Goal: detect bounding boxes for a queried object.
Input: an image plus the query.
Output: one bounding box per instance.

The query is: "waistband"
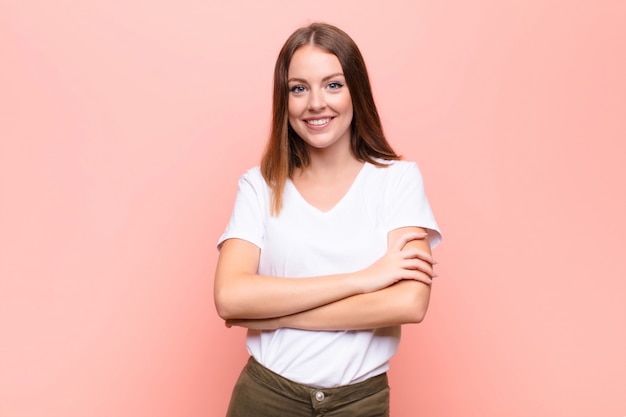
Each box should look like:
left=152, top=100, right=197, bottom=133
left=244, top=356, right=389, bottom=409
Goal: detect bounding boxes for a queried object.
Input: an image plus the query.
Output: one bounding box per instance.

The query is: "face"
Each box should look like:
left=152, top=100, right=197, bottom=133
left=287, top=45, right=353, bottom=153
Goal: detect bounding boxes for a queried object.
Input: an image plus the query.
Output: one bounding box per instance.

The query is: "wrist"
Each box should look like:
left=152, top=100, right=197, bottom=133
left=345, top=270, right=366, bottom=295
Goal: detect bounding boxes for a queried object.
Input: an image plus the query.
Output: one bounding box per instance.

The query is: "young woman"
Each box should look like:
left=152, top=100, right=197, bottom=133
left=214, top=22, right=441, bottom=417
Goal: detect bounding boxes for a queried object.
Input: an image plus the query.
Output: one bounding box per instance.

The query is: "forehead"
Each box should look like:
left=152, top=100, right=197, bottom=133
left=288, top=45, right=344, bottom=78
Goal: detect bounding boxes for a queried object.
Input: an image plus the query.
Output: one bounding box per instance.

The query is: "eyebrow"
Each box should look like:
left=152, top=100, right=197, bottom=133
left=287, top=73, right=345, bottom=83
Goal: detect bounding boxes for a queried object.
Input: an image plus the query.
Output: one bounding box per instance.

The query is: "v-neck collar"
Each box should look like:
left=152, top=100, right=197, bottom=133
left=287, top=162, right=370, bottom=215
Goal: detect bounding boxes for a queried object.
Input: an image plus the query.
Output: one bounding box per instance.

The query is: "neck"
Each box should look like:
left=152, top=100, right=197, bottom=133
left=296, top=146, right=363, bottom=181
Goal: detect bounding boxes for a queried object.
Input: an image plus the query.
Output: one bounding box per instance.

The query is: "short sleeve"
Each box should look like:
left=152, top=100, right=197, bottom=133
left=384, top=162, right=442, bottom=248
left=217, top=168, right=268, bottom=250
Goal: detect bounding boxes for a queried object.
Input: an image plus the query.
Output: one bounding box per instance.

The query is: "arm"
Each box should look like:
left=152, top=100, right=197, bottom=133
left=214, top=230, right=435, bottom=320
left=225, top=226, right=435, bottom=330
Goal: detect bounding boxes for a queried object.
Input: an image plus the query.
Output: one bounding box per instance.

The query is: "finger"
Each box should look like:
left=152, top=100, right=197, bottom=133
left=391, top=232, right=428, bottom=251
left=400, top=248, right=436, bottom=265
left=401, top=259, right=436, bottom=277
left=402, top=270, right=433, bottom=285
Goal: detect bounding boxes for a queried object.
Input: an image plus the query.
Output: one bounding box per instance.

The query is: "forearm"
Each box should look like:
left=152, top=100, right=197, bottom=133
left=215, top=239, right=370, bottom=320
left=228, top=280, right=431, bottom=331
left=215, top=270, right=363, bottom=320
left=215, top=231, right=434, bottom=321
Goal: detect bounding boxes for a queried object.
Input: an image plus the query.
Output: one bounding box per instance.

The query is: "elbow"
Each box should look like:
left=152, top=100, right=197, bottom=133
left=214, top=289, right=239, bottom=320
left=407, top=305, right=428, bottom=324
left=403, top=299, right=428, bottom=323
left=215, top=305, right=231, bottom=321
left=214, top=272, right=259, bottom=320
left=214, top=298, right=229, bottom=320
left=402, top=282, right=431, bottom=324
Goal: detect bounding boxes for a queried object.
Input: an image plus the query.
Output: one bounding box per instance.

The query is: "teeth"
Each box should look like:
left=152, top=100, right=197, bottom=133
left=306, top=118, right=330, bottom=126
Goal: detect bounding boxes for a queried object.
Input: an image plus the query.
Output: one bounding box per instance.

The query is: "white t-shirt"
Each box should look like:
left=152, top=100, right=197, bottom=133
left=218, top=159, right=441, bottom=387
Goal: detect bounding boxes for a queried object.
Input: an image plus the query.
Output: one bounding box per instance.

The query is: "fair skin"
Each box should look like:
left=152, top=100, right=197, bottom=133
left=214, top=45, right=436, bottom=330
left=287, top=45, right=363, bottom=211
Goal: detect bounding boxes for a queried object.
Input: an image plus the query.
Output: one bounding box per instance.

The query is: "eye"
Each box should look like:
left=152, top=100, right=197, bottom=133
left=327, top=81, right=345, bottom=90
left=289, top=84, right=307, bottom=94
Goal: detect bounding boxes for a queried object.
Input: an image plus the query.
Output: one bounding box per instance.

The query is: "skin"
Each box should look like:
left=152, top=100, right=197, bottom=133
left=214, top=45, right=436, bottom=330
left=287, top=45, right=354, bottom=157
left=223, top=227, right=434, bottom=331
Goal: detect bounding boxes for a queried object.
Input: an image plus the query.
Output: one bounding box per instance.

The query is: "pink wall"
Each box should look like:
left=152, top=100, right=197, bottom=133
left=1, top=1, right=624, bottom=416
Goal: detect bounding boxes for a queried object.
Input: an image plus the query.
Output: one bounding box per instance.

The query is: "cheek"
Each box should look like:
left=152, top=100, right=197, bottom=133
left=288, top=96, right=305, bottom=117
left=287, top=111, right=299, bottom=128
left=344, top=94, right=353, bottom=114
left=330, top=93, right=353, bottom=114
left=287, top=99, right=303, bottom=131
left=287, top=107, right=296, bottom=126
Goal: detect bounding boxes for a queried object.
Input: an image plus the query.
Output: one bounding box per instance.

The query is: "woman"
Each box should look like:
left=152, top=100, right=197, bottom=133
left=215, top=22, right=441, bottom=416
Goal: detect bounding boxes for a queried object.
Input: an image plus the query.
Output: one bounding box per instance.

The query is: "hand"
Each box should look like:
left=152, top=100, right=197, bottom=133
left=357, top=232, right=436, bottom=293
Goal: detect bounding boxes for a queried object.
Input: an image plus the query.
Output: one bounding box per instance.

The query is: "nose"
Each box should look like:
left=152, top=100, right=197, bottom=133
left=308, top=89, right=326, bottom=111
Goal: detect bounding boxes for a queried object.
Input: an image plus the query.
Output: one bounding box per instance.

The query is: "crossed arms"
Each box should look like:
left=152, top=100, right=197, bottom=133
left=214, top=226, right=437, bottom=331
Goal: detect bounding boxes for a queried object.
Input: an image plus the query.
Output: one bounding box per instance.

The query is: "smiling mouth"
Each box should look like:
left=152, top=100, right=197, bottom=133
left=305, top=118, right=332, bottom=126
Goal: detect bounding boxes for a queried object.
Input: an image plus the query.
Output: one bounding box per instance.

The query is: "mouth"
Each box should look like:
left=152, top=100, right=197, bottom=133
left=305, top=117, right=332, bottom=126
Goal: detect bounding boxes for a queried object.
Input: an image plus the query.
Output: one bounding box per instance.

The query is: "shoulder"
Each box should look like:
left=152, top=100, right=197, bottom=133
left=367, top=158, right=422, bottom=180
left=240, top=166, right=263, bottom=181
left=232, top=166, right=271, bottom=208
left=238, top=166, right=269, bottom=189
left=369, top=158, right=419, bottom=169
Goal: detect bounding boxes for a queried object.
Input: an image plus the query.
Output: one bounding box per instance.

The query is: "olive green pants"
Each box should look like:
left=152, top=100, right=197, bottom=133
left=225, top=357, right=390, bottom=417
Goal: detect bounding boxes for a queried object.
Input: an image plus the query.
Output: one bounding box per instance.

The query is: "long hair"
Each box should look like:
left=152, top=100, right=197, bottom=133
left=261, top=22, right=400, bottom=215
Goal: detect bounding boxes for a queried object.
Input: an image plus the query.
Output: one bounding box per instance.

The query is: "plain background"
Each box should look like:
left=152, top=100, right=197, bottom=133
left=1, top=1, right=625, bottom=416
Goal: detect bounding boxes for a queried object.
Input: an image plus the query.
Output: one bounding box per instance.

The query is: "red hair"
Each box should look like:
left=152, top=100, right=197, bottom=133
left=261, top=23, right=400, bottom=215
